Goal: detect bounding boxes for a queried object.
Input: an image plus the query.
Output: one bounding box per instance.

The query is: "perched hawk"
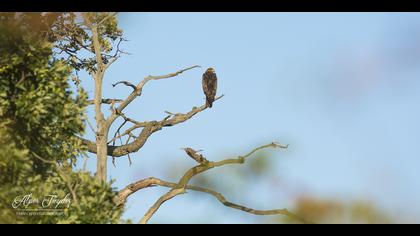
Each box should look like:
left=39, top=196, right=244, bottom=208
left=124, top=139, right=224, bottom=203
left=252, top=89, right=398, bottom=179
left=202, top=67, right=217, bottom=108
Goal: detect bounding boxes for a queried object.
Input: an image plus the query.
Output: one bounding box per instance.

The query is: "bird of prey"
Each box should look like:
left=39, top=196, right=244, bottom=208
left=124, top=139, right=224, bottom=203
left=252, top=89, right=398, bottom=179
left=202, top=67, right=218, bottom=108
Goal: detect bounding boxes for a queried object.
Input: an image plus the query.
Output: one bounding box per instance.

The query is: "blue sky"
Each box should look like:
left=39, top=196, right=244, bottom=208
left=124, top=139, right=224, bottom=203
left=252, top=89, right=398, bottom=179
left=78, top=13, right=420, bottom=223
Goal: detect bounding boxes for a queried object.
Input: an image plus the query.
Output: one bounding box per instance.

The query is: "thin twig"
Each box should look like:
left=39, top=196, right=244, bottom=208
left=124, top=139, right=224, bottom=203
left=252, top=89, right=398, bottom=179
left=181, top=147, right=209, bottom=165
left=112, top=120, right=127, bottom=146
left=112, top=81, right=136, bottom=90
left=86, top=118, right=96, bottom=134
left=87, top=99, right=123, bottom=105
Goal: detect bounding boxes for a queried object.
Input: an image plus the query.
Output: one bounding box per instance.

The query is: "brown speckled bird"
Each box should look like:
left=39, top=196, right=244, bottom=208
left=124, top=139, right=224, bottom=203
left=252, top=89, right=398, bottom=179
left=202, top=67, right=218, bottom=108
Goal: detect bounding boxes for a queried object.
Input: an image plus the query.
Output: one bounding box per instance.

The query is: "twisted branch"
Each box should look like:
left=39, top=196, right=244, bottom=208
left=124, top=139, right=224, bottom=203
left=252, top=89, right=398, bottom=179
left=114, top=177, right=307, bottom=223
left=81, top=95, right=224, bottom=157
left=134, top=142, right=290, bottom=224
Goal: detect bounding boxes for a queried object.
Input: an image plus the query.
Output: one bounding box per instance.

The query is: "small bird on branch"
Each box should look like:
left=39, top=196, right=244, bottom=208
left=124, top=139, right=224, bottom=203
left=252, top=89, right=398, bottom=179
left=202, top=67, right=218, bottom=108
left=181, top=147, right=209, bottom=165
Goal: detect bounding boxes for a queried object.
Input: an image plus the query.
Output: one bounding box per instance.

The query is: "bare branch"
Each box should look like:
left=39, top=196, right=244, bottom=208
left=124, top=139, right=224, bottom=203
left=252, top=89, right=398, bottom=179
left=161, top=95, right=224, bottom=127
left=145, top=65, right=201, bottom=81
left=114, top=177, right=308, bottom=223
left=138, top=142, right=288, bottom=224
left=125, top=136, right=133, bottom=166
left=181, top=147, right=209, bottom=165
left=140, top=188, right=186, bottom=224
left=120, top=113, right=141, bottom=125
left=111, top=120, right=127, bottom=146
left=81, top=95, right=224, bottom=157
left=164, top=111, right=178, bottom=116
left=106, top=123, right=145, bottom=145
left=87, top=99, right=123, bottom=105
left=106, top=65, right=201, bottom=126
left=112, top=81, right=136, bottom=90
left=107, top=113, right=144, bottom=145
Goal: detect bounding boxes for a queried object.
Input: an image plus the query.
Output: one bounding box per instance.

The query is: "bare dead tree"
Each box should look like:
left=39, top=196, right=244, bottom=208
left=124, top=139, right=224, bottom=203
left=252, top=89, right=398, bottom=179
left=73, top=13, right=304, bottom=224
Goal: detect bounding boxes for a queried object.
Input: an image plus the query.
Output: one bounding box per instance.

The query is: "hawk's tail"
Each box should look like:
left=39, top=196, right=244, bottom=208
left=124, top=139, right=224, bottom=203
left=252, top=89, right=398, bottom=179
left=206, top=99, right=213, bottom=108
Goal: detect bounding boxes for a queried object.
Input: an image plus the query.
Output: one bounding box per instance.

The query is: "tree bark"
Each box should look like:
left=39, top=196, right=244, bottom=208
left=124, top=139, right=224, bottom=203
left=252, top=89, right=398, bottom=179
left=94, top=74, right=108, bottom=182
left=96, top=124, right=109, bottom=182
left=85, top=14, right=109, bottom=182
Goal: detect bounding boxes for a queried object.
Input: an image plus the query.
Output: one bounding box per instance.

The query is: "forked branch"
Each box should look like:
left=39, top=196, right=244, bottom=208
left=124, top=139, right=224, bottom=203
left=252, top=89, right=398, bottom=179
left=81, top=95, right=224, bottom=157
left=107, top=65, right=201, bottom=126
left=132, top=142, right=292, bottom=224
left=114, top=177, right=307, bottom=223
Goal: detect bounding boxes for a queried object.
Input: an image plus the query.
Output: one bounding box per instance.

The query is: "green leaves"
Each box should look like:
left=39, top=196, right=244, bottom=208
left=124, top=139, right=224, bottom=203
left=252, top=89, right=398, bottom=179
left=0, top=19, right=87, bottom=162
left=0, top=13, right=125, bottom=224
left=50, top=13, right=124, bottom=74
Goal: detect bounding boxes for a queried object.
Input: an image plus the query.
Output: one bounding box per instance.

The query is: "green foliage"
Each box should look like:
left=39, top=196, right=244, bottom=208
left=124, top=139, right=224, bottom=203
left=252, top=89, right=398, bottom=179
left=0, top=13, right=124, bottom=224
left=51, top=12, right=123, bottom=74
left=0, top=14, right=87, bottom=165
left=0, top=130, right=123, bottom=223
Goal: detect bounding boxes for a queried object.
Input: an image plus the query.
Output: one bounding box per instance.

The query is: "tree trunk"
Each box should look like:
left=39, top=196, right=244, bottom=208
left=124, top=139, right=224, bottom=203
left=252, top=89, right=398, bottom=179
left=94, top=74, right=108, bottom=182
left=83, top=14, right=110, bottom=183
left=96, top=119, right=108, bottom=182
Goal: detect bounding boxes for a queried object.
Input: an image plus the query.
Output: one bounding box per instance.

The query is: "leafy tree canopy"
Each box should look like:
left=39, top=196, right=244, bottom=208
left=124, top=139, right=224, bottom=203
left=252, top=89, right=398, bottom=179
left=0, top=13, right=125, bottom=224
